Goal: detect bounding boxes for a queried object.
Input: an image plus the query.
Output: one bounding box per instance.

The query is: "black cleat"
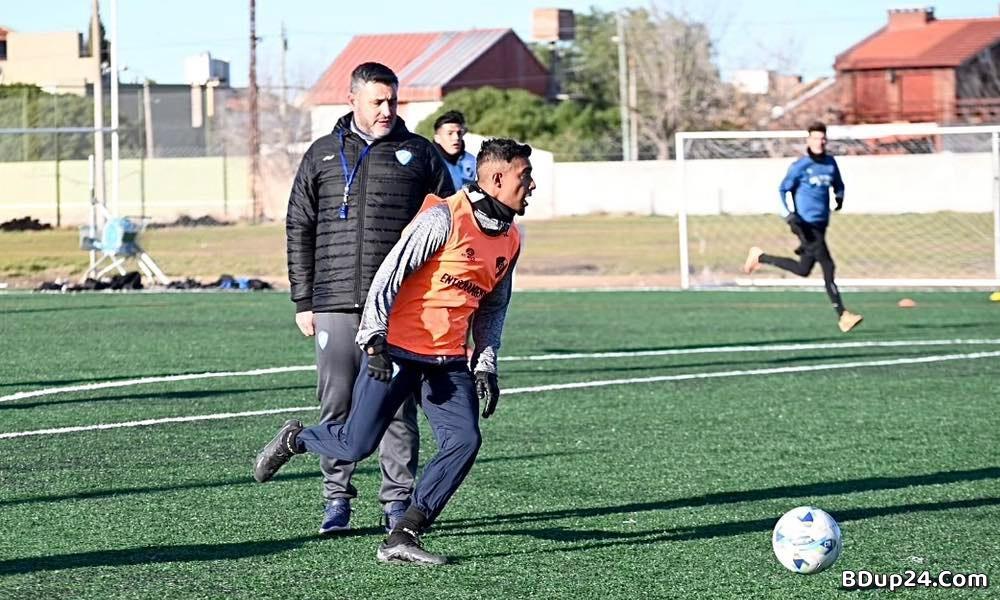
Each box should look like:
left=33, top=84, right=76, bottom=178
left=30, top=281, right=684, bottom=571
left=376, top=527, right=447, bottom=566
left=253, top=419, right=303, bottom=483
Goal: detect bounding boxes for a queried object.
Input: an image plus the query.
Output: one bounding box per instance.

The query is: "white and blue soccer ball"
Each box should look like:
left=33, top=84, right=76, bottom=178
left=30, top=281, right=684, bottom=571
left=771, top=506, right=842, bottom=574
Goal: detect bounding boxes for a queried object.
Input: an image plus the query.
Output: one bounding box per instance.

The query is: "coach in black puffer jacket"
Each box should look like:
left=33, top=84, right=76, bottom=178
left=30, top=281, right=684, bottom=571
left=287, top=113, right=454, bottom=312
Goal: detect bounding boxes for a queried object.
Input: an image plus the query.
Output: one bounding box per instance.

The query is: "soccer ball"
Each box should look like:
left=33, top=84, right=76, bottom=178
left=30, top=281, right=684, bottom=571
left=772, top=506, right=842, bottom=574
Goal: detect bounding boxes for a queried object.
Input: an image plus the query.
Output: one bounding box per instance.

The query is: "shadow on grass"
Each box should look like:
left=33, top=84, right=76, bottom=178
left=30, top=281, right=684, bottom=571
left=0, top=451, right=587, bottom=508
left=2, top=302, right=178, bottom=315
left=901, top=322, right=993, bottom=331
left=502, top=351, right=895, bottom=376
left=437, top=466, right=1000, bottom=531
left=0, top=534, right=320, bottom=576
left=454, top=496, right=1000, bottom=559
left=0, top=384, right=315, bottom=410
left=532, top=335, right=850, bottom=356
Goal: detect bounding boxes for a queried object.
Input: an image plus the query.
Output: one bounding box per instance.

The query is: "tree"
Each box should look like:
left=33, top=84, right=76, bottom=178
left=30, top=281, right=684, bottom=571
left=416, top=87, right=620, bottom=161
left=84, top=12, right=110, bottom=65
left=623, top=6, right=727, bottom=158
left=418, top=6, right=746, bottom=161
left=532, top=9, right=620, bottom=109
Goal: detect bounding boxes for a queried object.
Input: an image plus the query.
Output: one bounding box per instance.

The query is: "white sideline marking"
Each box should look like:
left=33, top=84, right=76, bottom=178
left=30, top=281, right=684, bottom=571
left=499, top=338, right=1000, bottom=362
left=0, top=366, right=316, bottom=403
left=503, top=350, right=1000, bottom=395
left=2, top=349, right=999, bottom=440
left=2, top=338, right=999, bottom=404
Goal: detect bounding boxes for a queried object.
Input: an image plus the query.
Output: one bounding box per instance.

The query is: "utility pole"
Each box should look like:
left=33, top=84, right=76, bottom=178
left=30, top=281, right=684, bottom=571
left=249, top=0, right=260, bottom=222
left=142, top=78, right=154, bottom=159
left=279, top=21, right=288, bottom=119
left=109, top=0, right=120, bottom=216
left=628, top=52, right=638, bottom=161
left=615, top=12, right=630, bottom=161
left=91, top=0, right=106, bottom=209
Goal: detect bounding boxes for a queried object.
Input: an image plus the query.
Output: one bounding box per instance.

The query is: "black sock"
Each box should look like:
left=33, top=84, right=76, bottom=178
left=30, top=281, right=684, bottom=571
left=285, top=428, right=305, bottom=454
left=386, top=505, right=432, bottom=545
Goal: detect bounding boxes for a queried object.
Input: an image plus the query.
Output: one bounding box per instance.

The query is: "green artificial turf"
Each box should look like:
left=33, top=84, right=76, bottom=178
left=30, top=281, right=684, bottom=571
left=1, top=290, right=998, bottom=599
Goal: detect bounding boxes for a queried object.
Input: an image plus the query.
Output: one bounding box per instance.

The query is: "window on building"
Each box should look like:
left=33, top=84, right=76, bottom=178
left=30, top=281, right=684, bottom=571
left=0, top=41, right=7, bottom=61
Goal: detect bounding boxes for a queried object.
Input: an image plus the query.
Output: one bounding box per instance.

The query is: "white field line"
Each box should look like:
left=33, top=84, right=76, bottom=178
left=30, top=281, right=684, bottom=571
left=2, top=338, right=1000, bottom=404
left=2, top=348, right=999, bottom=440
left=0, top=366, right=317, bottom=403
left=497, top=338, right=1000, bottom=362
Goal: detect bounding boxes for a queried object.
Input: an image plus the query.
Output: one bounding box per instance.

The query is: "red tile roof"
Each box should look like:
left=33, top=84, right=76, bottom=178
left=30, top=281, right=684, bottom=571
left=307, top=29, right=514, bottom=105
left=836, top=17, right=1000, bottom=70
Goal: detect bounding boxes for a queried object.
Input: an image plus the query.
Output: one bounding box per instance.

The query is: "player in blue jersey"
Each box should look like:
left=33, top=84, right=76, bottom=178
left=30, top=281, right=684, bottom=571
left=743, top=121, right=863, bottom=333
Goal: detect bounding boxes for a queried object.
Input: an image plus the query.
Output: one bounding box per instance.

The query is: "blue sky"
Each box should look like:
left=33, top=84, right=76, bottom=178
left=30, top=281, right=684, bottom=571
left=3, top=1, right=1000, bottom=90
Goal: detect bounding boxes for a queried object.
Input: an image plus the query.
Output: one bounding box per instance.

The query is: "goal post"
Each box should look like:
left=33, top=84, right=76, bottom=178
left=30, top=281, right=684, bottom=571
left=675, top=123, right=1000, bottom=289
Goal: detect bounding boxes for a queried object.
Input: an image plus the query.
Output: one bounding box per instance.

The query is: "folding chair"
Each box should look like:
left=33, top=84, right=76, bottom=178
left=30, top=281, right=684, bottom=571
left=80, top=205, right=169, bottom=285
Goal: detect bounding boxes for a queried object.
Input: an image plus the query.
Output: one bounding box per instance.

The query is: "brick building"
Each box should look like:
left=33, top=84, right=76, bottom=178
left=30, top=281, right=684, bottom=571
left=306, top=29, right=549, bottom=139
left=835, top=7, right=1000, bottom=124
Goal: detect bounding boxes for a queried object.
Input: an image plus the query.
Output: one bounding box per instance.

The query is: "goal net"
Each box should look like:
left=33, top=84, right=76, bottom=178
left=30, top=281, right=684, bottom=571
left=676, top=124, right=1000, bottom=289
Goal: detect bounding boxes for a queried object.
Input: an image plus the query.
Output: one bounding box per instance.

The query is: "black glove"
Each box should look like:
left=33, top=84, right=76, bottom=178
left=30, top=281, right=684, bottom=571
left=475, top=371, right=500, bottom=418
left=365, top=335, right=393, bottom=382
left=834, top=197, right=844, bottom=211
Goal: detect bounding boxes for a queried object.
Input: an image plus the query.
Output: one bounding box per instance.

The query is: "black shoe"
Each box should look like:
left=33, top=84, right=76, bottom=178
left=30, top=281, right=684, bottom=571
left=253, top=419, right=303, bottom=483
left=376, top=527, right=447, bottom=566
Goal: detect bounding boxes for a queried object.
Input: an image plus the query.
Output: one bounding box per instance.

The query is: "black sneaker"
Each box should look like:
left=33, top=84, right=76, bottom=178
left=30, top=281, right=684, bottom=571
left=253, top=419, right=303, bottom=483
left=376, top=527, right=447, bottom=566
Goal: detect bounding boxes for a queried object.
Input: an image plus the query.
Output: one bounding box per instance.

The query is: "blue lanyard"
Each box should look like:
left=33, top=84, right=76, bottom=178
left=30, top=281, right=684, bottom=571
left=338, top=132, right=373, bottom=219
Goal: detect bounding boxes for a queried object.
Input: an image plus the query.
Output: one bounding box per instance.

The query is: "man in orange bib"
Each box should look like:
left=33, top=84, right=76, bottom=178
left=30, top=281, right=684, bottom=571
left=254, top=138, right=534, bottom=566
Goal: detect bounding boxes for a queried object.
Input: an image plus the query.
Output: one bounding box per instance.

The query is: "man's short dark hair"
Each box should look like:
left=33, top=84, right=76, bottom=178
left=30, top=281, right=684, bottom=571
left=807, top=121, right=827, bottom=135
left=434, top=110, right=466, bottom=132
left=476, top=138, right=532, bottom=173
left=349, top=62, right=398, bottom=92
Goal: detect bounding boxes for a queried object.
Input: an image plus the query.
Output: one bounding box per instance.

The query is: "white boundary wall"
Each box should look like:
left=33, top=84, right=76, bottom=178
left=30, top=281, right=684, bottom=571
left=548, top=153, right=994, bottom=217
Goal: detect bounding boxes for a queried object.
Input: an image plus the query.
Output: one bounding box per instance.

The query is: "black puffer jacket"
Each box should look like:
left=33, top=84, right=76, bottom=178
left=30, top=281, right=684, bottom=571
left=286, top=114, right=454, bottom=312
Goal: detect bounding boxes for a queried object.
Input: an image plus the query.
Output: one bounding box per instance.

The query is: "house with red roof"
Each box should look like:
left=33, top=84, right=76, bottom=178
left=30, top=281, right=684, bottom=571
left=835, top=7, right=1000, bottom=124
left=0, top=26, right=9, bottom=62
left=306, top=29, right=549, bottom=139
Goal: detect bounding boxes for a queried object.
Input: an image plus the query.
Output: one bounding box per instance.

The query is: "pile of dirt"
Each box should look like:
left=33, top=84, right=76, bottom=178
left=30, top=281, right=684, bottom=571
left=35, top=272, right=274, bottom=292
left=1, top=216, right=52, bottom=231
left=146, top=215, right=232, bottom=229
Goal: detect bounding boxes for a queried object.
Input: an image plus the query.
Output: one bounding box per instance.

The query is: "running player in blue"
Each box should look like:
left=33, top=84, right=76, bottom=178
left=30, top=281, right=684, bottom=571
left=743, top=121, right=863, bottom=333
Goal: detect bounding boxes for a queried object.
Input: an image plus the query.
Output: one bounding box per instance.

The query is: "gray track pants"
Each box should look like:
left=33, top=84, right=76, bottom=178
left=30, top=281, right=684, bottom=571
left=314, top=312, right=418, bottom=504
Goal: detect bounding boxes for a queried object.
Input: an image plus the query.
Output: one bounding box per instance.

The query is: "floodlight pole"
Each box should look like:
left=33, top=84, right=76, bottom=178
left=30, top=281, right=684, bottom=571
left=676, top=133, right=689, bottom=290
left=91, top=0, right=106, bottom=213
left=88, top=154, right=97, bottom=274
left=249, top=0, right=261, bottom=223
left=615, top=12, right=630, bottom=161
left=109, top=0, right=120, bottom=217
left=993, top=131, right=1000, bottom=280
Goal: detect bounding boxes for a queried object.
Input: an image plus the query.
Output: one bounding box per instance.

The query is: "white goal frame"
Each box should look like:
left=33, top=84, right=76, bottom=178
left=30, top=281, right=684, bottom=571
left=675, top=123, right=1000, bottom=289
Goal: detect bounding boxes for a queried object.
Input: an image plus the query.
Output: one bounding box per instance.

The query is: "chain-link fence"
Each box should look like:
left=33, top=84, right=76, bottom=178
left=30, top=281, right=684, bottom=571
left=0, top=83, right=311, bottom=226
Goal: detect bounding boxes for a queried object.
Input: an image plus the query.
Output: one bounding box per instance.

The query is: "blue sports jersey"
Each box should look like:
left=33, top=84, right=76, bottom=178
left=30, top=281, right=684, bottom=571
left=778, top=154, right=844, bottom=224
